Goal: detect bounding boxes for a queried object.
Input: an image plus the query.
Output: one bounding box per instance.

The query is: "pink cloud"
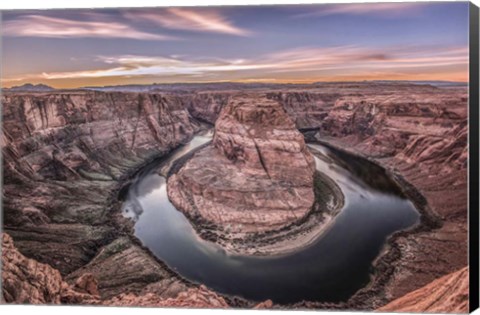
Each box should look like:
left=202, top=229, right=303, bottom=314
left=125, top=8, right=252, bottom=36
left=2, top=14, right=175, bottom=40
left=294, top=3, right=425, bottom=18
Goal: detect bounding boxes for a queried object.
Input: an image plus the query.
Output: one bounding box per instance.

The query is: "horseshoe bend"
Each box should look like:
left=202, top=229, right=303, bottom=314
left=168, top=95, right=318, bottom=235
left=1, top=82, right=469, bottom=312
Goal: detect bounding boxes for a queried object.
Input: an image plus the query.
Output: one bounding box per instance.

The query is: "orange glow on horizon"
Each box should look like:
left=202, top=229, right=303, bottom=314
left=1, top=74, right=468, bottom=90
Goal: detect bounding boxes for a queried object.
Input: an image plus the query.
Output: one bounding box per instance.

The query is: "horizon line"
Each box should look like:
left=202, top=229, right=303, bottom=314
left=3, top=79, right=469, bottom=90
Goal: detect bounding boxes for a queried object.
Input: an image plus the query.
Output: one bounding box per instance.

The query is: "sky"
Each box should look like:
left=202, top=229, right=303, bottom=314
left=0, top=2, right=470, bottom=88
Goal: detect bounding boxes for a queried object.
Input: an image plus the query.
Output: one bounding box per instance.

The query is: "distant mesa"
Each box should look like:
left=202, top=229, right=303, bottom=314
left=6, top=83, right=56, bottom=92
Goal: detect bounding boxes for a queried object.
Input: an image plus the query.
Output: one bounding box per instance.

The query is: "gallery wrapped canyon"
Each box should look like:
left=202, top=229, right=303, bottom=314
left=1, top=82, right=469, bottom=312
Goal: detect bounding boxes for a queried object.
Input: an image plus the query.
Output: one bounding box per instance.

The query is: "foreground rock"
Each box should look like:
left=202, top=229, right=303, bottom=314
left=377, top=267, right=469, bottom=313
left=5, top=229, right=468, bottom=312
left=168, top=95, right=316, bottom=234
left=2, top=232, right=65, bottom=304
left=105, top=285, right=229, bottom=308
left=1, top=233, right=99, bottom=304
left=1, top=233, right=230, bottom=308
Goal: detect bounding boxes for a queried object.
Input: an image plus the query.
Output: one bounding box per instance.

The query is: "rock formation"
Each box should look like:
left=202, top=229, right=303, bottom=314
left=168, top=95, right=316, bottom=233
left=377, top=267, right=469, bottom=313
left=3, top=227, right=469, bottom=311
left=267, top=92, right=334, bottom=129
left=2, top=92, right=197, bottom=184
left=181, top=92, right=232, bottom=124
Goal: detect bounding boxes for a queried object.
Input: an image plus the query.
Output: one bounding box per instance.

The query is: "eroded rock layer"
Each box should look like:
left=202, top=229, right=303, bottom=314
left=168, top=95, right=316, bottom=233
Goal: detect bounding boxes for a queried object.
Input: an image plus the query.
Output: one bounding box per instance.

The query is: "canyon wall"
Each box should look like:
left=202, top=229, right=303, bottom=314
left=2, top=92, right=197, bottom=183
left=1, top=83, right=469, bottom=310
left=308, top=85, right=469, bottom=307
left=1, top=91, right=201, bottom=296
left=271, top=84, right=468, bottom=308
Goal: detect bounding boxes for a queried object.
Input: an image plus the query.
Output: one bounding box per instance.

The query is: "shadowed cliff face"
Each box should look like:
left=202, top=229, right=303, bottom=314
left=321, top=92, right=468, bottom=170
left=168, top=95, right=316, bottom=233
left=2, top=92, right=197, bottom=183
left=1, top=83, right=469, bottom=310
left=180, top=92, right=232, bottom=125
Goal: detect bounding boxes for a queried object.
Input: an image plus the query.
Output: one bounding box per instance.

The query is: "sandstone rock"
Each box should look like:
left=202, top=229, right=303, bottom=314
left=74, top=273, right=100, bottom=296
left=321, top=89, right=467, bottom=164
left=2, top=233, right=64, bottom=304
left=254, top=299, right=274, bottom=309
left=168, top=95, right=316, bottom=233
left=4, top=224, right=115, bottom=275
left=1, top=233, right=100, bottom=305
left=377, top=267, right=469, bottom=313
left=267, top=92, right=334, bottom=129
left=181, top=92, right=232, bottom=124
left=104, top=285, right=229, bottom=308
left=2, top=92, right=196, bottom=179
left=65, top=237, right=175, bottom=299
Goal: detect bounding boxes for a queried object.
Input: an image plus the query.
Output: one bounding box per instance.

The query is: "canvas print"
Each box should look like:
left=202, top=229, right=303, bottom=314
left=0, top=1, right=478, bottom=313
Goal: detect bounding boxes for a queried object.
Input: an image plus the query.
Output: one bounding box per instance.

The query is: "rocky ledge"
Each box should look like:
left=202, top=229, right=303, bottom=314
left=168, top=95, right=319, bottom=236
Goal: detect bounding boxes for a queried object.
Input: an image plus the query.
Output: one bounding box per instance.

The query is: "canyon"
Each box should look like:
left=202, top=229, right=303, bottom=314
left=1, top=82, right=469, bottom=312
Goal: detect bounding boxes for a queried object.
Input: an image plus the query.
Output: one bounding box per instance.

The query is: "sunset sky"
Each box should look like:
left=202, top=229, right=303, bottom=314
left=1, top=2, right=470, bottom=88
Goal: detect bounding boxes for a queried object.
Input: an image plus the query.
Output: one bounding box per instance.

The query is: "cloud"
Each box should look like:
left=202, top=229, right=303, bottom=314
left=262, top=45, right=468, bottom=72
left=39, top=55, right=270, bottom=79
left=2, top=14, right=175, bottom=40
left=29, top=46, right=468, bottom=79
left=294, top=3, right=425, bottom=18
left=4, top=44, right=467, bottom=84
left=125, top=8, right=251, bottom=36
